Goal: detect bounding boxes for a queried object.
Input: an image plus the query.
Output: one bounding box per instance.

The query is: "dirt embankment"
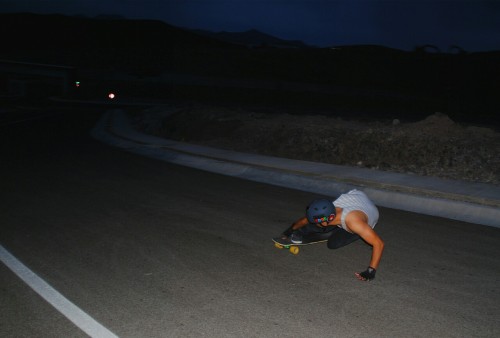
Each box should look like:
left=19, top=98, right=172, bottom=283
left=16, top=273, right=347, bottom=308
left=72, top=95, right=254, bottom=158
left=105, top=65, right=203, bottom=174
left=133, top=104, right=500, bottom=186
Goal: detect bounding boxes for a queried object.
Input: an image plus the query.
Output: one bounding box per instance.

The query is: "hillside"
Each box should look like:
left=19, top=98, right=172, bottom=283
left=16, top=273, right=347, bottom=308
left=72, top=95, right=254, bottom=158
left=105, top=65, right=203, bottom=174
left=190, top=28, right=310, bottom=48
left=133, top=104, right=500, bottom=186
left=0, top=12, right=241, bottom=72
left=1, top=13, right=499, bottom=127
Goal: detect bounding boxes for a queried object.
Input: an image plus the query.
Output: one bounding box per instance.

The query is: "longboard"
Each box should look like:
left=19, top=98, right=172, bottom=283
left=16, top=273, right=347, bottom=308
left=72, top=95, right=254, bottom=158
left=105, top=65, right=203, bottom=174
left=272, top=236, right=328, bottom=255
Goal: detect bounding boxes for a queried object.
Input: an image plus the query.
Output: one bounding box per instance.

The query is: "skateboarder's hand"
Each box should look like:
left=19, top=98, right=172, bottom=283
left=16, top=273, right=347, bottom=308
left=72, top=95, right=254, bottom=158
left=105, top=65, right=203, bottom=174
left=355, top=267, right=376, bottom=281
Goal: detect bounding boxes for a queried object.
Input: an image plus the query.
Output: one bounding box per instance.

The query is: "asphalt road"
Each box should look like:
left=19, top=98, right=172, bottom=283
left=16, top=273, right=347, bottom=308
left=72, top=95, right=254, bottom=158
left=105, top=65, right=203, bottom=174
left=1, top=105, right=499, bottom=337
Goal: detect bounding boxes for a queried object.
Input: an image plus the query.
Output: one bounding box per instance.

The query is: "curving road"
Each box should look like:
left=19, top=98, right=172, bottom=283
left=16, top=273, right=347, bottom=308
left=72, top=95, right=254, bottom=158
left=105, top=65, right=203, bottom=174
left=1, top=105, right=499, bottom=337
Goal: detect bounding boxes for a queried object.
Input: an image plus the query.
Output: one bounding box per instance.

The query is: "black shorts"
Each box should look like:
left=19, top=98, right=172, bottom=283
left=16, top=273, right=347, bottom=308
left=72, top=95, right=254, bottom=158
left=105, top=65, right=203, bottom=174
left=298, top=223, right=360, bottom=249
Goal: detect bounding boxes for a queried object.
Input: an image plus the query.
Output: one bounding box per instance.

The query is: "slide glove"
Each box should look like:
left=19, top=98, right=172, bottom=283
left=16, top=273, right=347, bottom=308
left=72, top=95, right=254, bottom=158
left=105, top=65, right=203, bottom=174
left=356, top=267, right=376, bottom=281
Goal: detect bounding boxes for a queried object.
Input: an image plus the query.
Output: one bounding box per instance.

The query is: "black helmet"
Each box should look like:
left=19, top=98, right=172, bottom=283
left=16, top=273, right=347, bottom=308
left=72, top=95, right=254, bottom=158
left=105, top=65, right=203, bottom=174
left=306, top=199, right=336, bottom=224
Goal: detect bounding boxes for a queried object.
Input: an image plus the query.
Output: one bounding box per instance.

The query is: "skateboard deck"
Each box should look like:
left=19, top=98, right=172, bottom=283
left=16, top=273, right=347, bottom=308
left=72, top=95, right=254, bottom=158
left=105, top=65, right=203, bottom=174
left=272, top=235, right=328, bottom=255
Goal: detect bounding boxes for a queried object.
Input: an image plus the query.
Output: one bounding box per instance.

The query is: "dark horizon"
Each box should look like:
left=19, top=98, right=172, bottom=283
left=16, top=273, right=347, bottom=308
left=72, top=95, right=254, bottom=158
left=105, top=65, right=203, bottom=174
left=1, top=11, right=499, bottom=130
left=1, top=0, right=499, bottom=53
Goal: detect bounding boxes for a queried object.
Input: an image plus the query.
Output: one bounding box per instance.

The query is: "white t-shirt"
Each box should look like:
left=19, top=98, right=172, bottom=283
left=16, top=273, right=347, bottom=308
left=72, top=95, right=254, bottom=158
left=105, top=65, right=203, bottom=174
left=333, top=189, right=379, bottom=233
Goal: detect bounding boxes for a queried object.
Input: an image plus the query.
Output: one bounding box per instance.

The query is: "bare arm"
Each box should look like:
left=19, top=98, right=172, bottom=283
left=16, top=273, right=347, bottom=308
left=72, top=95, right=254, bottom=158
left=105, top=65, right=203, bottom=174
left=345, top=211, right=385, bottom=269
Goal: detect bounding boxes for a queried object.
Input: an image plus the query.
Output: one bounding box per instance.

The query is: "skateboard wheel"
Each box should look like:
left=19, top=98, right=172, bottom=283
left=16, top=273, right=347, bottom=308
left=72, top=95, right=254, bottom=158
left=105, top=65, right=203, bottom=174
left=289, top=246, right=299, bottom=255
left=274, top=242, right=284, bottom=249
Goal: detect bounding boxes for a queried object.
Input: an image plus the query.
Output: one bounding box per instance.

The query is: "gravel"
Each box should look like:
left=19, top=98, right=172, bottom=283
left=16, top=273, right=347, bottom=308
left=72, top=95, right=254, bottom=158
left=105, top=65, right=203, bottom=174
left=132, top=103, right=500, bottom=186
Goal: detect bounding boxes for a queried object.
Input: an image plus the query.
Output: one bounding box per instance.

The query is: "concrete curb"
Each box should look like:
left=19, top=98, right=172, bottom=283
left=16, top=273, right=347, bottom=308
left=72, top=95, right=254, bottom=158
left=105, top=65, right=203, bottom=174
left=91, top=109, right=500, bottom=228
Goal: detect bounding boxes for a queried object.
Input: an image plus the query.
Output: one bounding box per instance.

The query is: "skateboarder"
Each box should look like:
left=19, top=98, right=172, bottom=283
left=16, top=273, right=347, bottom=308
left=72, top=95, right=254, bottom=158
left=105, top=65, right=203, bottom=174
left=282, top=189, right=384, bottom=281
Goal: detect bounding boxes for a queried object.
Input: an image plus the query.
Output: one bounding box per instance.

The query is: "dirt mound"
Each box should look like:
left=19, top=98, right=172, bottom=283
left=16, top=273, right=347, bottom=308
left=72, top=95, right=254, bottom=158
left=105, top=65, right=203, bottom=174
left=133, top=105, right=500, bottom=185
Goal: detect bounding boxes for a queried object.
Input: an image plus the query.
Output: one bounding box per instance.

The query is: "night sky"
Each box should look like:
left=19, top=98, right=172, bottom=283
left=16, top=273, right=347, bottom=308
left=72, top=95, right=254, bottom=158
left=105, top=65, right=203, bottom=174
left=1, top=0, right=499, bottom=52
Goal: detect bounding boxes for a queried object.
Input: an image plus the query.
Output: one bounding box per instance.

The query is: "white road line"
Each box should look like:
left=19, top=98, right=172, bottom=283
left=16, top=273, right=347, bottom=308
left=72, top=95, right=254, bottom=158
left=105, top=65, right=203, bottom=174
left=0, top=245, right=119, bottom=338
